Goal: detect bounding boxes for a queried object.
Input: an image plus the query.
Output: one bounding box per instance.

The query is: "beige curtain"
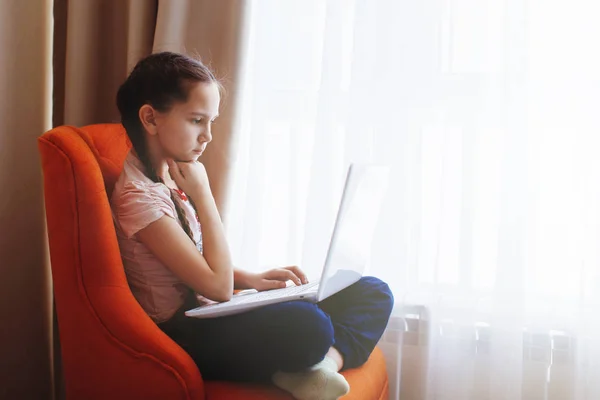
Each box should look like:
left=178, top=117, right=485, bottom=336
left=54, top=0, right=247, bottom=218
left=0, top=0, right=247, bottom=398
left=53, top=0, right=157, bottom=128
left=0, top=0, right=54, bottom=399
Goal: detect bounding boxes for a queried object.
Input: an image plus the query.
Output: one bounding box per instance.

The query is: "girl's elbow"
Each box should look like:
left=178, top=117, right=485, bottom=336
left=211, top=276, right=234, bottom=302
left=211, top=287, right=233, bottom=302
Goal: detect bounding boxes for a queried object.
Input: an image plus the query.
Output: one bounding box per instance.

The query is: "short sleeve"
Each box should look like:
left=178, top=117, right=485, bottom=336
left=114, top=181, right=176, bottom=238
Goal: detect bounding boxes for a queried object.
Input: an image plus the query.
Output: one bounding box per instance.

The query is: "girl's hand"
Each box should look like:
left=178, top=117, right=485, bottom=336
left=250, top=266, right=309, bottom=291
left=167, top=159, right=210, bottom=196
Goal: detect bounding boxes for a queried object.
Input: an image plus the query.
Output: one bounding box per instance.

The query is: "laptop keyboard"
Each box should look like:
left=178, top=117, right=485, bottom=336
left=206, top=281, right=320, bottom=308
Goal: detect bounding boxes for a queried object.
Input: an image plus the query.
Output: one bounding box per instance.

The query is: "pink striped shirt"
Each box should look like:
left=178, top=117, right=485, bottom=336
left=110, top=151, right=202, bottom=323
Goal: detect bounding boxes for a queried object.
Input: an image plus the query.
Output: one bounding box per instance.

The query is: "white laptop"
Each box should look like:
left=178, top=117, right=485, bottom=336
left=185, top=163, right=390, bottom=319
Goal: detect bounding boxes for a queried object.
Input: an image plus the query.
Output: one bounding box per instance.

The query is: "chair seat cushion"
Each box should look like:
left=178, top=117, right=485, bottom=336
left=203, top=346, right=388, bottom=400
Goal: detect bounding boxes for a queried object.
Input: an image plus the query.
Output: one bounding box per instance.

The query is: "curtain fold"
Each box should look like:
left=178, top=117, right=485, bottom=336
left=0, top=0, right=54, bottom=398
left=54, top=0, right=157, bottom=127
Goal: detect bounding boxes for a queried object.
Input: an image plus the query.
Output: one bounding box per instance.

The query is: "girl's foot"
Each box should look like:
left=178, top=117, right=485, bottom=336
left=272, top=356, right=350, bottom=400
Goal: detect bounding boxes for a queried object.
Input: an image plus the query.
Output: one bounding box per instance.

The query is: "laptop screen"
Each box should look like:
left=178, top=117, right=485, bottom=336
left=318, top=164, right=390, bottom=300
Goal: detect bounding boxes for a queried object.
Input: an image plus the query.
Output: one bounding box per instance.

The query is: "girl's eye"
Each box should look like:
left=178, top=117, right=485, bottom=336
left=192, top=118, right=203, bottom=124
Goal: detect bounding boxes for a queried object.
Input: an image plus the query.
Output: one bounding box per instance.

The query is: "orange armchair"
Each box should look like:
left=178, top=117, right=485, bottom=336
left=38, top=123, right=390, bottom=400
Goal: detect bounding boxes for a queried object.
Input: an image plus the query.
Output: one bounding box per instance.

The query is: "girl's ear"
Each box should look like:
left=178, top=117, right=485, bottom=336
left=139, top=104, right=158, bottom=136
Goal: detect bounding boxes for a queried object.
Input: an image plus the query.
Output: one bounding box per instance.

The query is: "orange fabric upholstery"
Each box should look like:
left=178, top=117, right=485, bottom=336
left=38, top=123, right=389, bottom=399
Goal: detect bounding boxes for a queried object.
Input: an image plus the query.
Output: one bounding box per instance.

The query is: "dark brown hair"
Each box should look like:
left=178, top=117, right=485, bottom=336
left=116, top=51, right=219, bottom=244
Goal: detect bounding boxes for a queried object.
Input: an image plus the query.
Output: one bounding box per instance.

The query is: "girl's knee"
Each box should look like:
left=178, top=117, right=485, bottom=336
left=356, top=277, right=395, bottom=313
left=285, top=302, right=334, bottom=343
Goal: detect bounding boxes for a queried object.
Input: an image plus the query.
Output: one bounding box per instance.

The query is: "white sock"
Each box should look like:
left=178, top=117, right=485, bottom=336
left=272, top=356, right=350, bottom=400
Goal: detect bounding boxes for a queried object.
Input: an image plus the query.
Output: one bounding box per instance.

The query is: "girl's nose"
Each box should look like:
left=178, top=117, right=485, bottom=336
left=199, top=127, right=212, bottom=144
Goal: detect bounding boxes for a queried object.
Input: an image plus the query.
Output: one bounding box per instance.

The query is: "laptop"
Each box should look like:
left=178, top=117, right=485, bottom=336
left=185, top=163, right=390, bottom=319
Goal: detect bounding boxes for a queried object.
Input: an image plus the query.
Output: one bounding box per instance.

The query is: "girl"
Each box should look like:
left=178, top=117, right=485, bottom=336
left=111, top=51, right=394, bottom=400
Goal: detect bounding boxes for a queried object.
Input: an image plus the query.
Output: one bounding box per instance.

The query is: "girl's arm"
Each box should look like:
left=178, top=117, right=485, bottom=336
left=234, top=269, right=254, bottom=290
left=137, top=184, right=234, bottom=302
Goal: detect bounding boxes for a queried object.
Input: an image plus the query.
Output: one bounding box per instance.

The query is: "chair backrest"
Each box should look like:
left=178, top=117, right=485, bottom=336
left=38, top=124, right=203, bottom=399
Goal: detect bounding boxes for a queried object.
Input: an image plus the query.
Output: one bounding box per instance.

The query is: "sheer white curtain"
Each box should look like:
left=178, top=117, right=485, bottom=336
left=226, top=0, right=600, bottom=399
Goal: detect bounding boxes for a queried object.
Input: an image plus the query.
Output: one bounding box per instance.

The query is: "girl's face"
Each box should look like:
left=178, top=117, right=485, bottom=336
left=153, top=82, right=220, bottom=162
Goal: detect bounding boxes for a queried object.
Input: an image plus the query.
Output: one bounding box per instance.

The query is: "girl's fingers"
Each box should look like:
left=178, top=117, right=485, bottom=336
left=267, top=269, right=302, bottom=286
left=167, top=159, right=183, bottom=181
left=284, top=265, right=308, bottom=284
left=260, top=279, right=287, bottom=291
